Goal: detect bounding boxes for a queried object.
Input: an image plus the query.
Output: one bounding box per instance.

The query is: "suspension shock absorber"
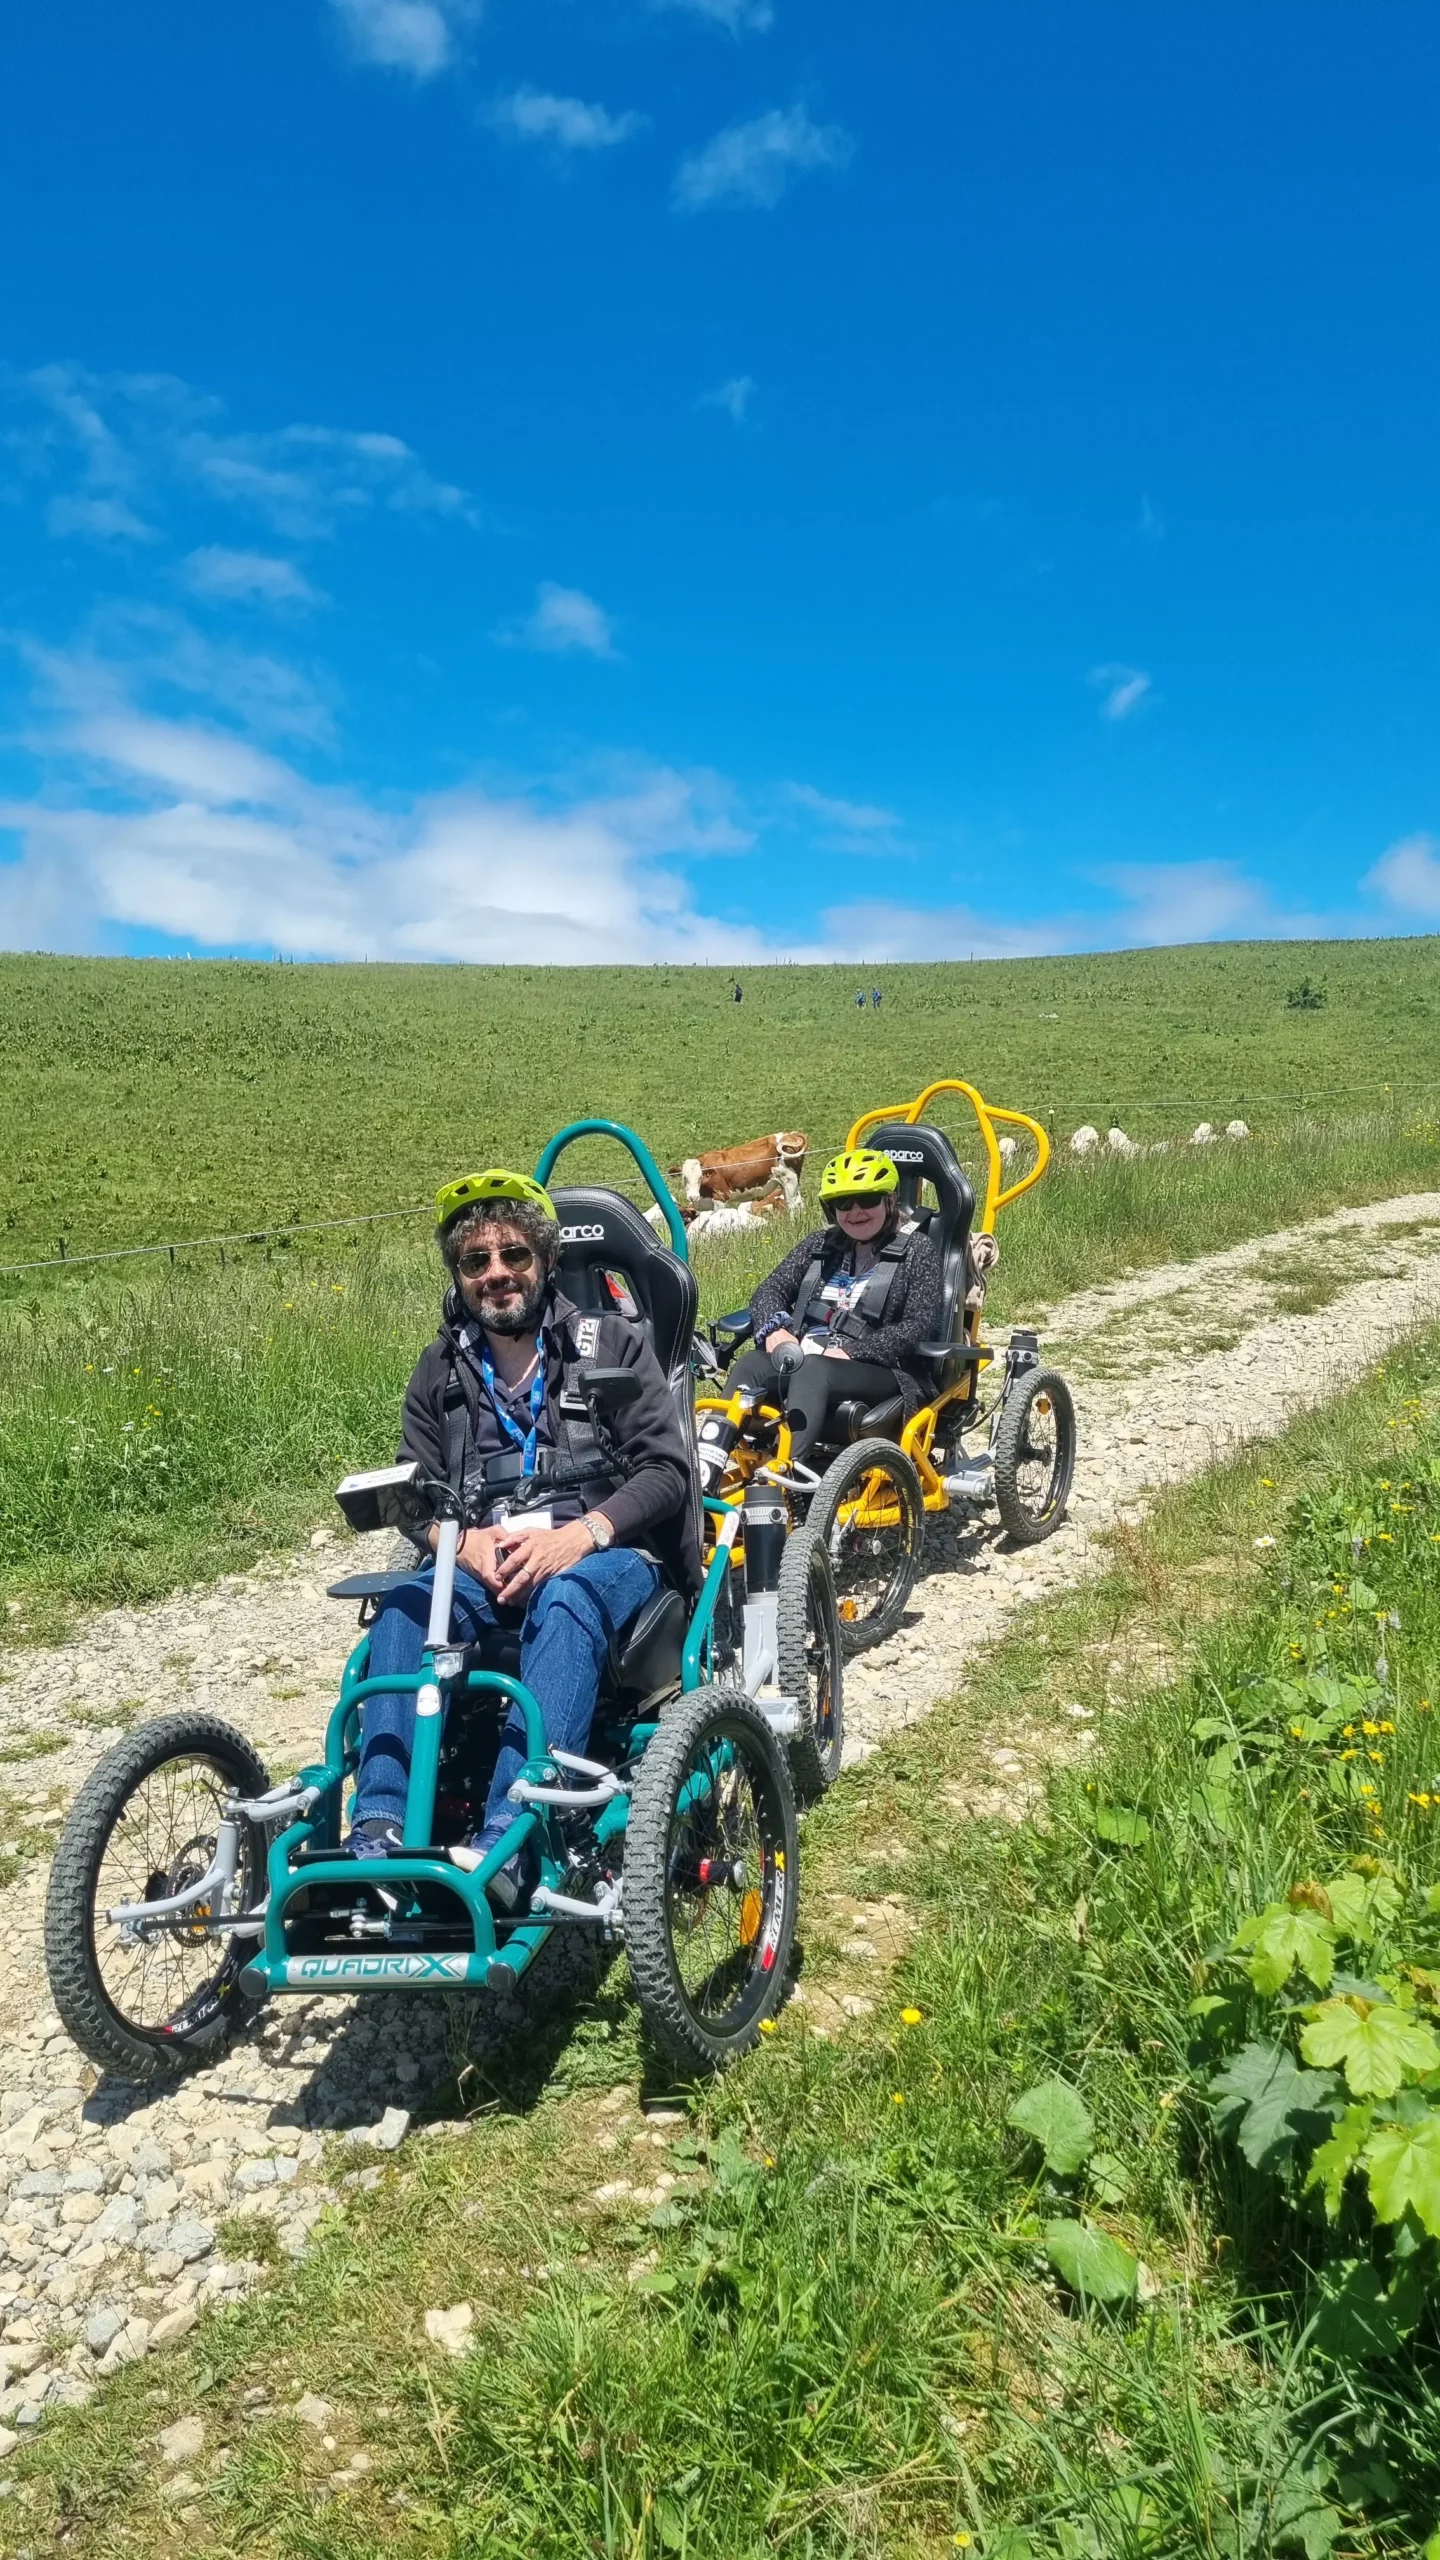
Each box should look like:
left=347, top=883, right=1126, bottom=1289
left=741, top=1489, right=787, bottom=1692
left=696, top=1390, right=757, bottom=1494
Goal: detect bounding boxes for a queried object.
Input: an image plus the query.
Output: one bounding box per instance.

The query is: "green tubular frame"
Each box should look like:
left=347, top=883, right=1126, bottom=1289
left=534, top=1118, right=689, bottom=1260
left=247, top=1652, right=574, bottom=1995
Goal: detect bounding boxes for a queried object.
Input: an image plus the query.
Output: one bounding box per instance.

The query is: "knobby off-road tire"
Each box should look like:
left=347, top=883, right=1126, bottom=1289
left=774, top=1524, right=845, bottom=1800
left=624, top=1687, right=799, bottom=2073
left=992, top=1366, right=1076, bottom=1546
left=806, top=1437, right=925, bottom=1654
left=45, top=1715, right=270, bottom=2085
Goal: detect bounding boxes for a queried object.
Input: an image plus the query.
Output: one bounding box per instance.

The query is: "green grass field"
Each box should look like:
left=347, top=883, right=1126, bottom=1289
left=5, top=944, right=1440, bottom=1638
left=4, top=938, right=1439, bottom=1266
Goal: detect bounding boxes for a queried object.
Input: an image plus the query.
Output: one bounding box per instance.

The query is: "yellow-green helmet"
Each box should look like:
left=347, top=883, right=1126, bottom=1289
left=819, top=1147, right=900, bottom=1210
left=434, top=1168, right=557, bottom=1230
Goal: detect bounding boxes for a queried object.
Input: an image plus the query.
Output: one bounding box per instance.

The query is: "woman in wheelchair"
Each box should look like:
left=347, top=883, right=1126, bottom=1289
left=346, top=1168, right=700, bottom=1900
left=727, top=1149, right=943, bottom=1463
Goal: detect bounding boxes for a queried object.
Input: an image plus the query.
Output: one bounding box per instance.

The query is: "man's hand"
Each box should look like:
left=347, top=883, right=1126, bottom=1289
left=454, top=1524, right=510, bottom=1589
left=490, top=1517, right=596, bottom=1608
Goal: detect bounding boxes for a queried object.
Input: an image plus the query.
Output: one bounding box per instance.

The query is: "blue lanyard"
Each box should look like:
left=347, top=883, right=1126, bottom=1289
left=479, top=1337, right=546, bottom=1479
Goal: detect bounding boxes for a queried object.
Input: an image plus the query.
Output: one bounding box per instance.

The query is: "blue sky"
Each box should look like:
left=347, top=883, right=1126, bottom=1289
left=2, top=0, right=1438, bottom=963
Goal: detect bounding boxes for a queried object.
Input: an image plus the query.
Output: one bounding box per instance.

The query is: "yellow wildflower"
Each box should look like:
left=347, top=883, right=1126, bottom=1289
left=1340, top=1749, right=1358, bottom=1762
left=758, top=2019, right=777, bottom=2036
left=900, top=2007, right=923, bottom=2026
left=891, top=2092, right=906, bottom=2106
left=1362, top=1721, right=1379, bottom=1736
left=1379, top=1720, right=1395, bottom=1735
left=1409, top=1793, right=1434, bottom=1810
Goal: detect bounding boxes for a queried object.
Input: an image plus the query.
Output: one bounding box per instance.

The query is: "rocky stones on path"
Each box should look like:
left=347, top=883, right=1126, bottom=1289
left=294, top=2393, right=334, bottom=2431
left=158, top=2412, right=206, bottom=2466
left=424, top=2302, right=474, bottom=2357
left=360, top=2106, right=410, bottom=2153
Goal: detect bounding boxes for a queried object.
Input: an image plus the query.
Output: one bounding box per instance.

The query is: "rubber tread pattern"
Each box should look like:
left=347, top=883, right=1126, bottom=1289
left=45, top=1714, right=270, bottom=2085
left=992, top=1366, right=1077, bottom=1545
left=775, top=1524, right=846, bottom=1799
left=806, top=1437, right=925, bottom=1654
left=623, top=1687, right=798, bottom=2072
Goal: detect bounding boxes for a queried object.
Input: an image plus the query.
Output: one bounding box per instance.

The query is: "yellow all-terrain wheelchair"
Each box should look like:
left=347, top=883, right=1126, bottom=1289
left=694, top=1080, right=1078, bottom=1664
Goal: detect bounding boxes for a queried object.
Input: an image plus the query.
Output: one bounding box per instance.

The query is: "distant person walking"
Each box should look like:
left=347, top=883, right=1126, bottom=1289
left=732, top=980, right=743, bottom=1004
left=871, top=985, right=882, bottom=1011
left=855, top=987, right=866, bottom=1011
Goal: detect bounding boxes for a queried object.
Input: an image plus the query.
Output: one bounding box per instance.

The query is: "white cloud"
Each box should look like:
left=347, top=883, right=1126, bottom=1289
left=489, top=88, right=645, bottom=151
left=46, top=493, right=157, bottom=544
left=785, top=782, right=897, bottom=838
left=9, top=365, right=477, bottom=547
left=0, top=702, right=774, bottom=963
left=655, top=0, right=775, bottom=28
left=1090, top=662, right=1152, bottom=722
left=1133, top=495, right=1165, bottom=544
left=183, top=548, right=323, bottom=607
left=1364, top=832, right=1440, bottom=921
left=496, top=582, right=619, bottom=659
left=329, top=0, right=475, bottom=80
left=674, top=104, right=852, bottom=212
left=698, top=375, right=755, bottom=424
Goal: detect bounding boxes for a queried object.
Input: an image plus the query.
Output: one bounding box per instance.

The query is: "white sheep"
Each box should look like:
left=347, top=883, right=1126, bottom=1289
left=1106, top=1127, right=1139, bottom=1156
left=1191, top=1121, right=1216, bottom=1146
left=1226, top=1119, right=1251, bottom=1141
left=1070, top=1124, right=1100, bottom=1156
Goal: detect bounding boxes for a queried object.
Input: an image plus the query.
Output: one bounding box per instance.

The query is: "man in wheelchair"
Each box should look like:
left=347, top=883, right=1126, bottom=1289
left=347, top=1168, right=702, bottom=1899
left=725, top=1148, right=943, bottom=1460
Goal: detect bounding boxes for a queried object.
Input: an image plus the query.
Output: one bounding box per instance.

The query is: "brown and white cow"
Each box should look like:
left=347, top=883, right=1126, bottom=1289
left=668, top=1130, right=807, bottom=1210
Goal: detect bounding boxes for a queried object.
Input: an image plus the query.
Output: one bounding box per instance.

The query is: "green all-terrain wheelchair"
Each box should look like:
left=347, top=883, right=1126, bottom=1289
left=44, top=1122, right=842, bottom=2083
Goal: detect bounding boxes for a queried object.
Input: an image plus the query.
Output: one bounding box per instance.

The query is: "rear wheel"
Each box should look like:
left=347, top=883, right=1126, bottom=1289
left=624, top=1688, right=798, bottom=2072
left=806, top=1438, right=925, bottom=1652
left=775, top=1525, right=845, bottom=1799
left=45, top=1716, right=269, bottom=2084
left=993, top=1367, right=1076, bottom=1544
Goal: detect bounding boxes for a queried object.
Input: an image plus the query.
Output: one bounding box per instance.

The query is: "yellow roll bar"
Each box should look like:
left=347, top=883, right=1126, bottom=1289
left=845, top=1078, right=1050, bottom=1235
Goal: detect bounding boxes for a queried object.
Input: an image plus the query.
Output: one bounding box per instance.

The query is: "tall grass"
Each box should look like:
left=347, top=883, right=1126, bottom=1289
left=4, top=1116, right=1439, bottom=1640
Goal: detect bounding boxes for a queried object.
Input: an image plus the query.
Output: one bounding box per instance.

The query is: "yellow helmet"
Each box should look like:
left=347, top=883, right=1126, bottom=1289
left=819, top=1147, right=900, bottom=1208
left=434, top=1168, right=557, bottom=1229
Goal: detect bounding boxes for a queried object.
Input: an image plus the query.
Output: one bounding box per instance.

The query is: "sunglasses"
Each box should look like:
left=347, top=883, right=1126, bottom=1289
left=457, top=1243, right=537, bottom=1278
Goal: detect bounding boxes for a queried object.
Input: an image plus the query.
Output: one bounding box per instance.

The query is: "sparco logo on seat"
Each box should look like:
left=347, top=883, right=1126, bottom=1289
left=560, top=1224, right=607, bottom=1242
left=888, top=1149, right=924, bottom=1164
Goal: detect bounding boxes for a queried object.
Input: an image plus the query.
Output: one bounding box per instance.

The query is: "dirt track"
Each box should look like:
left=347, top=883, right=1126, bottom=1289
left=3, top=1185, right=1440, bottom=2421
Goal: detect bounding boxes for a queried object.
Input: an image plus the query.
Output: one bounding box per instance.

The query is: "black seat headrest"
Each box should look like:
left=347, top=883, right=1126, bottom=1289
left=862, top=1124, right=976, bottom=1356
left=549, top=1186, right=698, bottom=1387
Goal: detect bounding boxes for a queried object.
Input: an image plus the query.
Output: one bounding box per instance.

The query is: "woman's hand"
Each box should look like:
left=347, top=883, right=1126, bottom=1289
left=765, top=1327, right=801, bottom=1355
left=821, top=1346, right=851, bottom=1361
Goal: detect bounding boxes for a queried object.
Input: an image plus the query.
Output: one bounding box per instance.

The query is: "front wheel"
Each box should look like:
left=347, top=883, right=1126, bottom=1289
left=992, top=1366, right=1076, bottom=1545
left=806, top=1438, right=925, bottom=1652
left=625, top=1688, right=798, bottom=2072
left=775, top=1525, right=845, bottom=1799
left=45, top=1715, right=270, bottom=2084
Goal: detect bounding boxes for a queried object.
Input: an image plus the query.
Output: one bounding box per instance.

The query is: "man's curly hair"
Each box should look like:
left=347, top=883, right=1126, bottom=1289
left=438, top=1196, right=559, bottom=1277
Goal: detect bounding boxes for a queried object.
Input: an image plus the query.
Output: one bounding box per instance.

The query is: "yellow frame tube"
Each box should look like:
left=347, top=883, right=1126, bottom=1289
left=846, top=1078, right=1050, bottom=1233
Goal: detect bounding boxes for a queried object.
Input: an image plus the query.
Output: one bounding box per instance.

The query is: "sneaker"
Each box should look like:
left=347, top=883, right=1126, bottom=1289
left=473, top=1837, right=537, bottom=1916
left=344, top=1817, right=403, bottom=1859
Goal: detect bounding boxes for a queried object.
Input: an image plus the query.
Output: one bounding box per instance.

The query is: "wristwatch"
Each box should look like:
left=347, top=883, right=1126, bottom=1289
left=584, top=1512, right=615, bottom=1550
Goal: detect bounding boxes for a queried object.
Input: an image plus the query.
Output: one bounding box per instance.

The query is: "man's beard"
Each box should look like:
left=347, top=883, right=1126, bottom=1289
left=476, top=1270, right=549, bottom=1336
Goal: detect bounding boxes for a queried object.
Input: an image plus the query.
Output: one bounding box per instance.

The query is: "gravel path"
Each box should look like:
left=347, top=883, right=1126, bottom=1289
left=3, top=1185, right=1440, bottom=2433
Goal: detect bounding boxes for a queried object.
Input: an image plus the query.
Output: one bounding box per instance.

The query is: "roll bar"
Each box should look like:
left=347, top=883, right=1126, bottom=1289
left=534, top=1119, right=689, bottom=1261
left=846, top=1079, right=1050, bottom=1235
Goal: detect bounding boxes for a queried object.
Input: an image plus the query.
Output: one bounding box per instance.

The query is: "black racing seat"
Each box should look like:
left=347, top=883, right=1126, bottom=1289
left=856, top=1122, right=977, bottom=1394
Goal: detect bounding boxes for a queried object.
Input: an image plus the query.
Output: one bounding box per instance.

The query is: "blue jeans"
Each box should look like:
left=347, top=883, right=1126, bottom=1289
left=353, top=1546, right=662, bottom=1853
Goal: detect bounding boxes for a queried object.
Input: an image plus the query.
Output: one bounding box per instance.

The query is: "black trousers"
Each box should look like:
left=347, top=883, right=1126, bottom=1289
left=728, top=1346, right=904, bottom=1464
